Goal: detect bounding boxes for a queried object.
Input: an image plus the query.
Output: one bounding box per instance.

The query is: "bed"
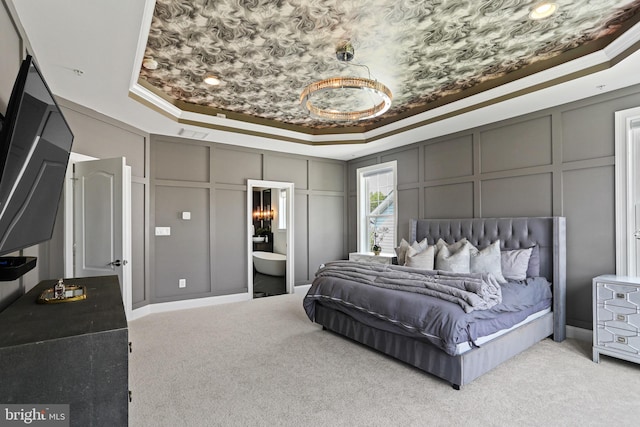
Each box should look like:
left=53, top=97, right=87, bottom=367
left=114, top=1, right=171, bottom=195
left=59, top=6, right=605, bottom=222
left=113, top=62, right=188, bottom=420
left=304, top=217, right=566, bottom=389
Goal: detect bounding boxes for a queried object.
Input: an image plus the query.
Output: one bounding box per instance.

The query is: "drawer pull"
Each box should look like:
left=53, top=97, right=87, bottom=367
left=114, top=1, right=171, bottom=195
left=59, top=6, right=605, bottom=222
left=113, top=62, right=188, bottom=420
left=616, top=293, right=625, bottom=299
left=616, top=336, right=627, bottom=344
left=616, top=314, right=626, bottom=321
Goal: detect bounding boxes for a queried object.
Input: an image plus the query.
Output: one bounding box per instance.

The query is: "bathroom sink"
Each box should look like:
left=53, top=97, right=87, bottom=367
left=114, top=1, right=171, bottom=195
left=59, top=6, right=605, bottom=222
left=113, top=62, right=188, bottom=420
left=252, top=236, right=265, bottom=243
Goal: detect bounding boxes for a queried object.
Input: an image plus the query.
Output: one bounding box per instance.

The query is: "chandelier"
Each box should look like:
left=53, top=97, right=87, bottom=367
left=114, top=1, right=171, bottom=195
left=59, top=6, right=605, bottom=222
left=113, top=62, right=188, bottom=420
left=300, top=43, right=392, bottom=121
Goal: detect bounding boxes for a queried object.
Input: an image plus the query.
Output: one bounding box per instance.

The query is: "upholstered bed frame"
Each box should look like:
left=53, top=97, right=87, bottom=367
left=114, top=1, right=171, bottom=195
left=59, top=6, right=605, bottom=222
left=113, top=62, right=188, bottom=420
left=314, top=217, right=566, bottom=389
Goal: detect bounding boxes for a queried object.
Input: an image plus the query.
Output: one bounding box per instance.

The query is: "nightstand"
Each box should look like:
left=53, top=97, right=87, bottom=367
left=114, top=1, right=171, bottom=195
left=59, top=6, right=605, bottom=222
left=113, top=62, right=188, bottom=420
left=592, top=274, right=640, bottom=365
left=349, top=252, right=397, bottom=265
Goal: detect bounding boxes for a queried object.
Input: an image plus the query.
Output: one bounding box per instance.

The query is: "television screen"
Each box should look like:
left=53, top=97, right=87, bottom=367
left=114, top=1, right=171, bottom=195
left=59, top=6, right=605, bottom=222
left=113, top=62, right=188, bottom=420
left=0, top=55, right=73, bottom=257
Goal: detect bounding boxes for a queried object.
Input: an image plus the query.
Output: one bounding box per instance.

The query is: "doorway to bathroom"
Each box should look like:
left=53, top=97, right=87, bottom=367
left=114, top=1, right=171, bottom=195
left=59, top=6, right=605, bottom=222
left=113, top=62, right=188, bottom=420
left=246, top=179, right=294, bottom=299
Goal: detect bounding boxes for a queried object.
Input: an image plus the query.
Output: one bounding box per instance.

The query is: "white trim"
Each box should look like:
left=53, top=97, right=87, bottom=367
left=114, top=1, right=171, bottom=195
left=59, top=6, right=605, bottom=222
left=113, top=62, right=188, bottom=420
left=604, top=20, right=640, bottom=59
left=64, top=154, right=133, bottom=319
left=246, top=179, right=295, bottom=298
left=295, top=284, right=311, bottom=293
left=356, top=161, right=398, bottom=253
left=129, top=292, right=251, bottom=321
left=128, top=284, right=312, bottom=321
left=614, top=106, right=640, bottom=275
left=64, top=152, right=98, bottom=277
left=123, top=165, right=132, bottom=320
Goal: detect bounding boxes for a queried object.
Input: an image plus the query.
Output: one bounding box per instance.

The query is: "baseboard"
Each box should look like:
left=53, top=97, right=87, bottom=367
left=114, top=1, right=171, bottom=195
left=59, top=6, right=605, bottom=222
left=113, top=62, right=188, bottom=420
left=295, top=284, right=311, bottom=293
left=566, top=325, right=592, bottom=342
left=129, top=292, right=251, bottom=321
left=129, top=286, right=312, bottom=321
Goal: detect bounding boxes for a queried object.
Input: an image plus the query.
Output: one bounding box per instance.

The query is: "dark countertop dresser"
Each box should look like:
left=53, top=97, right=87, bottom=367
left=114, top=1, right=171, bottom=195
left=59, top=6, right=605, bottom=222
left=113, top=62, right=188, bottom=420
left=0, top=275, right=128, bottom=426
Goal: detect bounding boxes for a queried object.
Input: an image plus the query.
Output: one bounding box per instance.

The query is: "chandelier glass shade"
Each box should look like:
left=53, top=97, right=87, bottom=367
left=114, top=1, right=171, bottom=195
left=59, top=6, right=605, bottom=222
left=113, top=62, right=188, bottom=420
left=300, top=77, right=392, bottom=121
left=300, top=43, right=392, bottom=121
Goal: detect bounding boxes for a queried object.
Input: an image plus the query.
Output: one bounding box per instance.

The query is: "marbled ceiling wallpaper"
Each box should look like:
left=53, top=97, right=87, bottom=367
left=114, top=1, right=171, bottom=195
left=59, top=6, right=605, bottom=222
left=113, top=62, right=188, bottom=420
left=140, top=0, right=640, bottom=130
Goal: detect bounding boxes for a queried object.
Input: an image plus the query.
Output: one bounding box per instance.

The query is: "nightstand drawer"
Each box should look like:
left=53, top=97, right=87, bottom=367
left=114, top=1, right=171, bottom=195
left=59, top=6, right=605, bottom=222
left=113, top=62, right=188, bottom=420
left=595, top=324, right=640, bottom=356
left=596, top=304, right=640, bottom=333
left=349, top=252, right=397, bottom=265
left=596, top=282, right=640, bottom=310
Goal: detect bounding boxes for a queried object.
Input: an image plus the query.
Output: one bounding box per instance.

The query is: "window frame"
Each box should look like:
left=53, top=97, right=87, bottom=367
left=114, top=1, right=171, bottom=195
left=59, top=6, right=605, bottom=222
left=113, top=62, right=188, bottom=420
left=277, top=188, right=287, bottom=230
left=356, top=160, right=398, bottom=254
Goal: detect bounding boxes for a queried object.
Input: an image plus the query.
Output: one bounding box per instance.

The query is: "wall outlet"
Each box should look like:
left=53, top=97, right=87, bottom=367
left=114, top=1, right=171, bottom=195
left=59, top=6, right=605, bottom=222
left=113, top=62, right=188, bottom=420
left=155, top=227, right=171, bottom=236
left=178, top=279, right=186, bottom=288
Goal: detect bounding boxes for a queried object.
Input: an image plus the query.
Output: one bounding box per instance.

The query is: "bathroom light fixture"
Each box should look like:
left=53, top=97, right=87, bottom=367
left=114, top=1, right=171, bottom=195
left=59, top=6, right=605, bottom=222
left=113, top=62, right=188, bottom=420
left=253, top=207, right=274, bottom=221
left=300, top=42, right=392, bottom=121
left=529, top=2, right=557, bottom=20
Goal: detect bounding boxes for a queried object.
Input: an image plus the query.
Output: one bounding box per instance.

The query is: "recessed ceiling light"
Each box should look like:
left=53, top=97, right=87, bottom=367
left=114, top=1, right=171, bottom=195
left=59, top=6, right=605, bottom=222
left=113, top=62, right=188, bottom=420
left=142, top=58, right=158, bottom=70
left=204, top=75, right=221, bottom=86
left=529, top=2, right=557, bottom=20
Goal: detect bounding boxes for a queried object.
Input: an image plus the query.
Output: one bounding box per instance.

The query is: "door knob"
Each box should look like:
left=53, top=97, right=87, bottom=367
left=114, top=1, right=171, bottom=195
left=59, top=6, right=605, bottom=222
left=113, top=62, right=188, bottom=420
left=634, top=230, right=640, bottom=239
left=108, top=259, right=128, bottom=267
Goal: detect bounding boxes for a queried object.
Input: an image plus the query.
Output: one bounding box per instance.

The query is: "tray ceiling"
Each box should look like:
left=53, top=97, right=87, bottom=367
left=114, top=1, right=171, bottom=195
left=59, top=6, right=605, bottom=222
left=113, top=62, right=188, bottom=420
left=136, top=0, right=640, bottom=137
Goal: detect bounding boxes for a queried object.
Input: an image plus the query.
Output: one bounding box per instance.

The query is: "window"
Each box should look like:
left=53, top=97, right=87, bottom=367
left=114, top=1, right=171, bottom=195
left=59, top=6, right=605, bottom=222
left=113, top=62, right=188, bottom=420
left=356, top=161, right=397, bottom=254
left=277, top=188, right=287, bottom=230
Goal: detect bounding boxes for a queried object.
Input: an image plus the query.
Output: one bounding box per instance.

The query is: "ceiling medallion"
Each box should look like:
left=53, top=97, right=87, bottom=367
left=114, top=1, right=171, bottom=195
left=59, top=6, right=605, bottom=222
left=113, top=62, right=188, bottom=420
left=300, top=42, right=392, bottom=121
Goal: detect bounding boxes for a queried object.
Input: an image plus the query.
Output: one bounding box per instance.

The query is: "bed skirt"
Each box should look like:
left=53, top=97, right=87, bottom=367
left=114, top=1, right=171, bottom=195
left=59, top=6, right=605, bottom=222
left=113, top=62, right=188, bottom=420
left=315, top=304, right=554, bottom=388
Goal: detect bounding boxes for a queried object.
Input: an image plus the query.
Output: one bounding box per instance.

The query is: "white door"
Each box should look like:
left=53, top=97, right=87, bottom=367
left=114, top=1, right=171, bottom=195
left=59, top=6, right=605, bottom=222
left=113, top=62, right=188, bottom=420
left=74, top=157, right=132, bottom=315
left=634, top=123, right=640, bottom=276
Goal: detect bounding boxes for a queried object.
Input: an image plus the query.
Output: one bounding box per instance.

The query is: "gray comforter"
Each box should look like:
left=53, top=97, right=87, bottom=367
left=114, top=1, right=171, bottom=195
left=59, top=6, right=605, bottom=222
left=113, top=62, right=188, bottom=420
left=314, top=261, right=502, bottom=313
left=304, top=261, right=552, bottom=356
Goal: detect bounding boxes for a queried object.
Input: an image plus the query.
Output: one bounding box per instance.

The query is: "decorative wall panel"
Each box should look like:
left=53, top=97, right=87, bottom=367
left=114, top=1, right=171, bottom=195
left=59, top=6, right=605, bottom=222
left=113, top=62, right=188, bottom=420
left=213, top=189, right=247, bottom=295
left=481, top=173, right=552, bottom=217
left=383, top=147, right=419, bottom=185
left=480, top=116, right=552, bottom=173
left=214, top=147, right=262, bottom=185
left=154, top=140, right=209, bottom=182
left=154, top=186, right=211, bottom=299
left=562, top=102, right=616, bottom=162
left=424, top=183, right=473, bottom=219
left=264, top=155, right=308, bottom=190
left=424, top=136, right=473, bottom=181
left=310, top=160, right=344, bottom=192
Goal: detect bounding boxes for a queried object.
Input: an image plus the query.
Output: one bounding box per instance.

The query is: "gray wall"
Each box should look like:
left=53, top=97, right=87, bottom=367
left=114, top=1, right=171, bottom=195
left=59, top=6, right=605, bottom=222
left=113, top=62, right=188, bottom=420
left=150, top=136, right=347, bottom=303
left=0, top=0, right=39, bottom=310
left=0, top=1, right=150, bottom=311
left=58, top=100, right=150, bottom=309
left=348, top=84, right=640, bottom=330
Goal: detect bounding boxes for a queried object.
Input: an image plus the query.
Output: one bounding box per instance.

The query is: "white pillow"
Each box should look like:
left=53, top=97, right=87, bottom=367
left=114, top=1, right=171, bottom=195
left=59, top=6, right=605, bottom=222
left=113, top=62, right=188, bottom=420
left=469, top=240, right=507, bottom=283
left=501, top=247, right=533, bottom=281
left=395, top=238, right=429, bottom=265
left=394, top=239, right=411, bottom=266
left=405, top=245, right=435, bottom=269
left=436, top=238, right=467, bottom=253
left=412, top=238, right=429, bottom=252
left=435, top=242, right=471, bottom=273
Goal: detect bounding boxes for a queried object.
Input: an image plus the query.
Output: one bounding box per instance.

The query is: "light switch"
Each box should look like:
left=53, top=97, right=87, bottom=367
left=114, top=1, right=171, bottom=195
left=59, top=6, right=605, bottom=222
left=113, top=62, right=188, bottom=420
left=155, top=226, right=171, bottom=236
left=182, top=211, right=191, bottom=220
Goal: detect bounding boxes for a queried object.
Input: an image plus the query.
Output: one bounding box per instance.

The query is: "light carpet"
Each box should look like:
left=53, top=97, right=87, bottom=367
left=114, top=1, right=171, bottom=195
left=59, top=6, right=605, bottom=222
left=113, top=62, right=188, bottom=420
left=129, top=291, right=640, bottom=426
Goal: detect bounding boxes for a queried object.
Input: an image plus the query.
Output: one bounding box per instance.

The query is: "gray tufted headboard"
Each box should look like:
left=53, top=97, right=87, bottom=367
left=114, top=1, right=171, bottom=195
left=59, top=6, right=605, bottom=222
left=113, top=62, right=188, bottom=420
left=409, top=217, right=566, bottom=341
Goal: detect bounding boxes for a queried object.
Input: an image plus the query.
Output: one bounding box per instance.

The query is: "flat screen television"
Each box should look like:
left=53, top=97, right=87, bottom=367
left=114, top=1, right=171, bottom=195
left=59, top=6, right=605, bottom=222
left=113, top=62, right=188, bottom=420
left=0, top=55, right=74, bottom=275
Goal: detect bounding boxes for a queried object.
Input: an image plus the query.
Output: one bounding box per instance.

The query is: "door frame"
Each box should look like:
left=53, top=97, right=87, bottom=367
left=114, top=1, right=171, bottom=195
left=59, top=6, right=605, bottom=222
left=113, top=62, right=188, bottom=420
left=614, top=106, right=640, bottom=276
left=246, top=179, right=294, bottom=297
left=63, top=153, right=133, bottom=318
